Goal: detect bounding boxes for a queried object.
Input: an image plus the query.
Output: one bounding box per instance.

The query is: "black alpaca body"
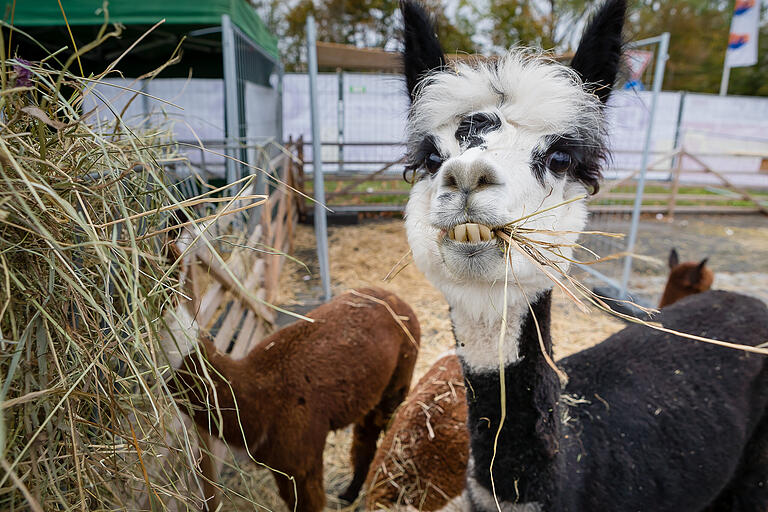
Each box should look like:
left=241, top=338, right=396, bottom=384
left=462, top=290, right=768, bottom=511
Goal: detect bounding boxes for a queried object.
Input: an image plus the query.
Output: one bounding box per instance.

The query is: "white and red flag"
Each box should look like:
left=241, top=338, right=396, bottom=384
left=725, top=0, right=761, bottom=68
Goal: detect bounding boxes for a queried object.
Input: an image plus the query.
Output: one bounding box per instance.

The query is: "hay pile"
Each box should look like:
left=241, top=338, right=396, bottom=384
left=0, top=35, right=252, bottom=510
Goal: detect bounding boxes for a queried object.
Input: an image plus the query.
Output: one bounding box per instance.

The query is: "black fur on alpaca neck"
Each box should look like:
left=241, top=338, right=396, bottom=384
left=459, top=290, right=563, bottom=509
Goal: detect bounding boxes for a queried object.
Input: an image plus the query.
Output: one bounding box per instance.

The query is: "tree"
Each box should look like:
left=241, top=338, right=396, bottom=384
left=629, top=0, right=731, bottom=93
left=252, top=0, right=768, bottom=96
left=480, top=0, right=592, bottom=53
left=256, top=0, right=476, bottom=70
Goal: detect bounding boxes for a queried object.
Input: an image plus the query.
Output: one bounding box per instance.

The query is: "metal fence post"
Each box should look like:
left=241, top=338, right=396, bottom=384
left=337, top=69, right=344, bottom=174
left=307, top=15, right=332, bottom=301
left=222, top=14, right=240, bottom=192
left=619, top=32, right=670, bottom=298
left=277, top=64, right=285, bottom=145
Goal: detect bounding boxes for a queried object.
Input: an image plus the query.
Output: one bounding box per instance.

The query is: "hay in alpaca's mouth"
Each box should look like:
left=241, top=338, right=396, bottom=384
left=396, top=193, right=768, bottom=356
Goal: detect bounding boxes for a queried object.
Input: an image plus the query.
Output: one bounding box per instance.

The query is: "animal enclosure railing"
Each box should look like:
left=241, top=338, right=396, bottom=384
left=189, top=141, right=301, bottom=358
left=593, top=146, right=768, bottom=217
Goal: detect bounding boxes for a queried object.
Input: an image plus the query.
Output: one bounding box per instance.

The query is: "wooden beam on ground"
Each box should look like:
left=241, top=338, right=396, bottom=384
left=326, top=157, right=406, bottom=199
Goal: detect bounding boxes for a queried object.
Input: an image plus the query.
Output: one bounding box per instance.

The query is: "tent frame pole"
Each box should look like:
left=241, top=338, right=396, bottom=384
left=307, top=15, right=332, bottom=301
left=222, top=14, right=240, bottom=192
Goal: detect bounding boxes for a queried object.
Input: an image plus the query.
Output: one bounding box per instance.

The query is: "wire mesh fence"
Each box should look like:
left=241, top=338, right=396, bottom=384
left=575, top=34, right=669, bottom=299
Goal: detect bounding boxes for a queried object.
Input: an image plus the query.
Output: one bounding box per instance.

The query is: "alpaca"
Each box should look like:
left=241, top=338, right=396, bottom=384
left=364, top=252, right=718, bottom=511
left=364, top=350, right=469, bottom=511
left=399, top=1, right=768, bottom=511
left=659, top=248, right=714, bottom=307
left=161, top=237, right=420, bottom=511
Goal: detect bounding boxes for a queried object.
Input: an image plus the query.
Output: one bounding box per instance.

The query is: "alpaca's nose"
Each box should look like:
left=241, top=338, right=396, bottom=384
left=440, top=158, right=498, bottom=194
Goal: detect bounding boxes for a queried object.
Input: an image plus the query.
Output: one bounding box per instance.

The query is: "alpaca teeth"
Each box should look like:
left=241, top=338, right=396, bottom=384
left=466, top=224, right=481, bottom=242
left=448, top=223, right=496, bottom=243
left=454, top=224, right=467, bottom=242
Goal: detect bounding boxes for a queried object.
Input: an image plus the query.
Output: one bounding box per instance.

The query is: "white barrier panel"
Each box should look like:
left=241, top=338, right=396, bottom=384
left=83, top=75, right=768, bottom=188
left=84, top=79, right=281, bottom=177
left=282, top=73, right=339, bottom=170
left=604, top=91, right=683, bottom=179
left=681, top=93, right=768, bottom=176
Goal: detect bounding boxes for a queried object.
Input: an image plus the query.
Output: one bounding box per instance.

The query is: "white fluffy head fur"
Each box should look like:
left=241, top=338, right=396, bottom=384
left=407, top=52, right=602, bottom=150
left=405, top=52, right=601, bottom=322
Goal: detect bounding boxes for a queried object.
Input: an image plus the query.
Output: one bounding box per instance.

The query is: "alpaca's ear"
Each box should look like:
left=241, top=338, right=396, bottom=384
left=401, top=0, right=446, bottom=102
left=668, top=248, right=679, bottom=269
left=570, top=0, right=626, bottom=103
left=691, top=258, right=709, bottom=284
left=163, top=209, right=192, bottom=264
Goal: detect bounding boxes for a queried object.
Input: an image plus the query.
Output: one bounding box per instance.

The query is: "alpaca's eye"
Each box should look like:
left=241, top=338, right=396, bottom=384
left=545, top=151, right=573, bottom=173
left=424, top=153, right=443, bottom=174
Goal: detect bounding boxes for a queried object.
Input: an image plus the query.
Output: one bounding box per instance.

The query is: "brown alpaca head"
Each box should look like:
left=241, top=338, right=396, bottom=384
left=658, top=248, right=714, bottom=308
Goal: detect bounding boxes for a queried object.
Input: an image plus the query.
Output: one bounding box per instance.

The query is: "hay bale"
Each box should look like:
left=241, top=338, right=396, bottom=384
left=0, top=39, right=251, bottom=510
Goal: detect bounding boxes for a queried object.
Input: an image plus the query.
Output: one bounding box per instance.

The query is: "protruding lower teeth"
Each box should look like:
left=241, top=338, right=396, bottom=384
left=466, top=224, right=480, bottom=242
left=454, top=224, right=467, bottom=243
left=448, top=223, right=495, bottom=243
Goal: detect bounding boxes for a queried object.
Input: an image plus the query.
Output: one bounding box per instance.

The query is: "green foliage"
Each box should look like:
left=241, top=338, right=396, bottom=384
left=628, top=0, right=768, bottom=95
left=630, top=0, right=728, bottom=93
left=277, top=0, right=402, bottom=70
left=258, top=0, right=768, bottom=96
left=484, top=0, right=591, bottom=51
left=261, top=0, right=477, bottom=70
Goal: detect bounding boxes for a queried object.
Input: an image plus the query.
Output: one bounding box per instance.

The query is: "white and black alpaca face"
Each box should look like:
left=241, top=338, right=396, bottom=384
left=401, top=0, right=624, bottom=317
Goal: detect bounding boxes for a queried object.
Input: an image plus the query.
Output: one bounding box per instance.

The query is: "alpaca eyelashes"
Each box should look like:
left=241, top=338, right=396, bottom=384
left=545, top=150, right=573, bottom=173
left=424, top=152, right=444, bottom=174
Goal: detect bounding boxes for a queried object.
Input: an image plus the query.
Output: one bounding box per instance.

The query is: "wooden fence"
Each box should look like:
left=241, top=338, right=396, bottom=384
left=189, top=140, right=302, bottom=358
left=297, top=141, right=768, bottom=216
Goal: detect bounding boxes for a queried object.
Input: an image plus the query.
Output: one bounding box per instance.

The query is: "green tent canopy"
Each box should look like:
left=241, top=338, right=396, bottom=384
left=6, top=0, right=278, bottom=78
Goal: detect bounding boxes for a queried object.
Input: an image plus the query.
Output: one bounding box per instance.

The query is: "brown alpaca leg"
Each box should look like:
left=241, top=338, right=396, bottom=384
left=296, top=468, right=326, bottom=512
left=340, top=380, right=411, bottom=503
left=275, top=474, right=298, bottom=511
left=275, top=463, right=326, bottom=512
left=339, top=411, right=383, bottom=503
left=197, top=428, right=222, bottom=512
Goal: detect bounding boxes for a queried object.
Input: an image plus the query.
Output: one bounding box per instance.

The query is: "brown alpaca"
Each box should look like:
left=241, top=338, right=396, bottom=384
left=659, top=248, right=714, bottom=308
left=165, top=281, right=420, bottom=511
left=364, top=250, right=714, bottom=511
left=364, top=351, right=468, bottom=511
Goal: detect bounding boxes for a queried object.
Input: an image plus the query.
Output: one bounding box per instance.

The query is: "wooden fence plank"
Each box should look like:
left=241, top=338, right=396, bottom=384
left=189, top=143, right=299, bottom=355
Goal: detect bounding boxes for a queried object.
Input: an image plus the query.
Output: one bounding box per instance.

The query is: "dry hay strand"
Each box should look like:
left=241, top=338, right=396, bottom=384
left=0, top=22, right=286, bottom=511
left=494, top=196, right=768, bottom=355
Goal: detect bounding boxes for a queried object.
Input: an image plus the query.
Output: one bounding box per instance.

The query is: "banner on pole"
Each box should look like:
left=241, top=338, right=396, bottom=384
left=725, top=0, right=761, bottom=68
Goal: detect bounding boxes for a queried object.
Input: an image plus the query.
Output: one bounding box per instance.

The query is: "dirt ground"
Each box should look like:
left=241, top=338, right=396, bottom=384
left=219, top=213, right=768, bottom=511
left=584, top=213, right=768, bottom=304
